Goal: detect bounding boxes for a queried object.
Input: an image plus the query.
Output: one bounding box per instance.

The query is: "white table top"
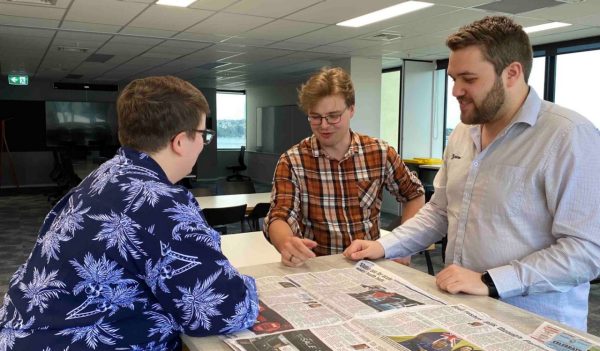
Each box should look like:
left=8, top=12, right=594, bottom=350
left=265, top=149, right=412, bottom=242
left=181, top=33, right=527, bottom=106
left=195, top=192, right=271, bottom=211
left=220, top=229, right=391, bottom=269
left=182, top=253, right=600, bottom=350
left=220, top=231, right=281, bottom=268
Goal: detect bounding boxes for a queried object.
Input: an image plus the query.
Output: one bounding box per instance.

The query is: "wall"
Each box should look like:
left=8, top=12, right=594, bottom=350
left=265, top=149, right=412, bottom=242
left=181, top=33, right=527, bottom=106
left=245, top=81, right=303, bottom=184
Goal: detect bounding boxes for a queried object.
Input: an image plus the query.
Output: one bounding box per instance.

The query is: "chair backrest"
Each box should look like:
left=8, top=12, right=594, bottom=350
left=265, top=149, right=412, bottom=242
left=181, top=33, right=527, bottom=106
left=238, top=146, right=246, bottom=167
left=202, top=204, right=247, bottom=234
left=246, top=202, right=271, bottom=231
left=217, top=180, right=256, bottom=195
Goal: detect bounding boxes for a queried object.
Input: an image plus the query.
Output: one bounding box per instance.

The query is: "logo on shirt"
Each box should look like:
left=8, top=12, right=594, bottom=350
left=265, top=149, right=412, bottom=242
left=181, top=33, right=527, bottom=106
left=450, top=153, right=461, bottom=160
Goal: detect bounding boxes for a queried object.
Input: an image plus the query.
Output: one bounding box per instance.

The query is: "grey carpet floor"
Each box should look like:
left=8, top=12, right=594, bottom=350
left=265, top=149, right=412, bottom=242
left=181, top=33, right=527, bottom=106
left=1, top=194, right=598, bottom=337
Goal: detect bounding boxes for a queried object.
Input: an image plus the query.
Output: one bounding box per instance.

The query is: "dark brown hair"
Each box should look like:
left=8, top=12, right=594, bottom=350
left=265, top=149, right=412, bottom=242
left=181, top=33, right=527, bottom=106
left=298, top=67, right=355, bottom=113
left=446, top=16, right=533, bottom=82
left=117, top=76, right=210, bottom=153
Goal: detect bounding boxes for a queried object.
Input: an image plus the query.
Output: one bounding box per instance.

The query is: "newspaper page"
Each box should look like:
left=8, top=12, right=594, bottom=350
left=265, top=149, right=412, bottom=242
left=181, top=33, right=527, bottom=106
left=530, top=321, right=600, bottom=351
left=225, top=304, right=551, bottom=351
left=222, top=261, right=550, bottom=351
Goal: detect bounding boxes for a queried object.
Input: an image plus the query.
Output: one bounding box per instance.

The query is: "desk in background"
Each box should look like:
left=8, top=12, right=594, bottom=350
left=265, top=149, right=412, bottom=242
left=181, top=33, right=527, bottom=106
left=196, top=192, right=270, bottom=213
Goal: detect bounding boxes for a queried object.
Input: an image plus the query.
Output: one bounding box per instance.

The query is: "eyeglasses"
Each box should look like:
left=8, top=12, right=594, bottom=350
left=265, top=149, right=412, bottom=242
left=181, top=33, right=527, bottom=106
left=193, top=129, right=215, bottom=145
left=307, top=107, right=347, bottom=126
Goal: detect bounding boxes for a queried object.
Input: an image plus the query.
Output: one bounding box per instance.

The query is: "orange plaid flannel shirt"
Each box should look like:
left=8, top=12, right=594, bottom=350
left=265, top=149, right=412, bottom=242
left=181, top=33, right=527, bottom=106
left=264, top=131, right=424, bottom=256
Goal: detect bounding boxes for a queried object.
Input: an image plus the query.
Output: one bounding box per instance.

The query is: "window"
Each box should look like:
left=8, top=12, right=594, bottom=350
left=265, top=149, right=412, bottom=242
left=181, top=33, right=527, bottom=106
left=216, top=91, right=246, bottom=149
left=555, top=49, right=600, bottom=127
left=380, top=70, right=401, bottom=150
left=528, top=56, right=546, bottom=97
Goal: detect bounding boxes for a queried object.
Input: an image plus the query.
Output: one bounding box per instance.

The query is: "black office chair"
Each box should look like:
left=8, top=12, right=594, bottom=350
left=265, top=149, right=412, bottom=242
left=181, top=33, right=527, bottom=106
left=226, top=146, right=251, bottom=181
left=217, top=180, right=255, bottom=195
left=245, top=202, right=271, bottom=231
left=202, top=204, right=247, bottom=235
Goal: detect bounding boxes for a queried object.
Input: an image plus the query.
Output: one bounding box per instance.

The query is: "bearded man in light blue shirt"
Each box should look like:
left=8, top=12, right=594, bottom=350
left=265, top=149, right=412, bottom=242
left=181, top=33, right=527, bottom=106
left=344, top=15, right=600, bottom=331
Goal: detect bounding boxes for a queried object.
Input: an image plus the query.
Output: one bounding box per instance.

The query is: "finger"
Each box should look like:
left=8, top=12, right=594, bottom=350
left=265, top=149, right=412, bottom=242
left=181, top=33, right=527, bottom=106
left=291, top=240, right=316, bottom=261
left=350, top=249, right=369, bottom=261
left=281, top=253, right=295, bottom=267
left=301, top=238, right=318, bottom=249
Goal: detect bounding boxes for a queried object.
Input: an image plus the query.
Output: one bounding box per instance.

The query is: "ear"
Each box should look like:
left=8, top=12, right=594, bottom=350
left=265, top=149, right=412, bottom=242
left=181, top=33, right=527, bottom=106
left=503, top=61, right=524, bottom=88
left=170, top=132, right=187, bottom=156
left=348, top=104, right=355, bottom=120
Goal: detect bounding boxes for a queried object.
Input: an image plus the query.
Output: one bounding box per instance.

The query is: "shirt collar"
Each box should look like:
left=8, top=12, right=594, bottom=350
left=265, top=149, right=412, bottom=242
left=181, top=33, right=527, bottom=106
left=310, top=130, right=360, bottom=159
left=118, top=146, right=171, bottom=184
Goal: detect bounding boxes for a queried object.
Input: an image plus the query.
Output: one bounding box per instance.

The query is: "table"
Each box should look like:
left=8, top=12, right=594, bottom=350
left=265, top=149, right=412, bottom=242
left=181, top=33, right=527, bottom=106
left=196, top=192, right=271, bottom=213
left=183, top=254, right=600, bottom=350
left=220, top=231, right=281, bottom=268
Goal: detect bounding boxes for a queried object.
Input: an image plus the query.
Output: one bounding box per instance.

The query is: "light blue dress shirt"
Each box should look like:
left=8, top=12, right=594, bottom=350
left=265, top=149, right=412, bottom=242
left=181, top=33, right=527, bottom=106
left=379, top=88, right=600, bottom=331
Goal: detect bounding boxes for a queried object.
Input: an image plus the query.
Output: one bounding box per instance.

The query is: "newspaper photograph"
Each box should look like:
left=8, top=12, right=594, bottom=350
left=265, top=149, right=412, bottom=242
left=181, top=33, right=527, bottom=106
left=530, top=321, right=600, bottom=351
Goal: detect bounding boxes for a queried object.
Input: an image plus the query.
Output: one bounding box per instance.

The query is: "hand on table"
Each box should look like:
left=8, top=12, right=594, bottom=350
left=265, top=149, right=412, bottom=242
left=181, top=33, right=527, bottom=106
left=277, top=236, right=317, bottom=267
left=343, top=240, right=385, bottom=261
left=435, top=264, right=488, bottom=296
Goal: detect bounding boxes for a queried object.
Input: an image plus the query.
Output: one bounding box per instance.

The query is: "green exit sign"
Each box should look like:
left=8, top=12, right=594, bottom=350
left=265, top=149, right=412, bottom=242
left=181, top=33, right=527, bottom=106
left=8, top=75, right=29, bottom=86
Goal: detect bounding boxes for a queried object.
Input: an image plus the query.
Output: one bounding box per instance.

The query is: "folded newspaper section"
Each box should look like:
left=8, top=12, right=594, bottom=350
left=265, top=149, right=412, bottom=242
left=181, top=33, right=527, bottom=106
left=224, top=261, right=552, bottom=351
left=530, top=322, right=600, bottom=351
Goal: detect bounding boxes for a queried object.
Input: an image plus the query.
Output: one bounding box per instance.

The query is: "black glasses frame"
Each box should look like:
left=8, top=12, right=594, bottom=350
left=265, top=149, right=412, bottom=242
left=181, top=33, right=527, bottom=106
left=307, top=107, right=347, bottom=126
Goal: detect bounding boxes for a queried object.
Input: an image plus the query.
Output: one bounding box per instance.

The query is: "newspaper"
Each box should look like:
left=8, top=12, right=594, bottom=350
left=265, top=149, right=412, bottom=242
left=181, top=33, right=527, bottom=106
left=530, top=322, right=600, bottom=351
left=223, top=261, right=551, bottom=351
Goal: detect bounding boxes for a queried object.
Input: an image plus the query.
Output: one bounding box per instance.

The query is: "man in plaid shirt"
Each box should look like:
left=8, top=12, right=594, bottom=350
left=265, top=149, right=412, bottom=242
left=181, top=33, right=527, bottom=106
left=263, top=67, right=425, bottom=267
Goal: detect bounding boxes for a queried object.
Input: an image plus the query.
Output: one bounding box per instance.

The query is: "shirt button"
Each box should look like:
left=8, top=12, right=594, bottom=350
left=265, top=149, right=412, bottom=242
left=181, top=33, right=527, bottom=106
left=473, top=161, right=479, bottom=167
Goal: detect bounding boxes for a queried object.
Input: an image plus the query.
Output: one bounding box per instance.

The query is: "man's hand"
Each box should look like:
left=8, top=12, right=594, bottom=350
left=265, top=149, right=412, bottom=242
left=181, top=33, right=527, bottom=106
left=276, top=236, right=317, bottom=267
left=435, top=264, right=488, bottom=296
left=343, top=240, right=385, bottom=261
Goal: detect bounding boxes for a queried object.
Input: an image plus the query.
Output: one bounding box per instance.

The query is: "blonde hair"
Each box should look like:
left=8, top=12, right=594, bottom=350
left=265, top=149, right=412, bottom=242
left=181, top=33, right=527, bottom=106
left=298, top=67, right=355, bottom=113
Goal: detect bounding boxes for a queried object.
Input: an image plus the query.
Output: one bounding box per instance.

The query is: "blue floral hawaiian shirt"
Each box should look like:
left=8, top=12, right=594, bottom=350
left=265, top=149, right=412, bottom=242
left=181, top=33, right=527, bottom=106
left=0, top=147, right=259, bottom=351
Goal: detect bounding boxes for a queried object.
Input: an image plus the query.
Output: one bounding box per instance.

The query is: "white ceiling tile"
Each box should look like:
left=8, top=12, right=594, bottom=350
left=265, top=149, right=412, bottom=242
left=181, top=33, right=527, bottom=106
left=149, top=40, right=212, bottom=55
left=189, top=0, right=240, bottom=11
left=108, top=35, right=163, bottom=46
left=65, top=0, right=148, bottom=26
left=119, top=27, right=177, bottom=38
left=243, top=19, right=326, bottom=41
left=219, top=36, right=276, bottom=46
left=174, top=31, right=229, bottom=42
left=524, top=1, right=600, bottom=21
left=308, top=44, right=353, bottom=54
left=225, top=0, right=322, bottom=18
left=0, top=14, right=59, bottom=27
left=286, top=0, right=418, bottom=24
left=60, top=21, right=122, bottom=33
left=0, top=26, right=55, bottom=38
left=287, top=25, right=370, bottom=46
left=0, top=2, right=66, bottom=19
left=128, top=5, right=214, bottom=31
left=530, top=27, right=600, bottom=46
left=267, top=41, right=315, bottom=50
left=427, top=0, right=494, bottom=7
left=186, top=12, right=273, bottom=35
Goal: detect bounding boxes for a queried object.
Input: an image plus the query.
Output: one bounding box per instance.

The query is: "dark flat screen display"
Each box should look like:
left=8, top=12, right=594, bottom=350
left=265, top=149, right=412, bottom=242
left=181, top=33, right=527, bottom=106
left=45, top=101, right=118, bottom=147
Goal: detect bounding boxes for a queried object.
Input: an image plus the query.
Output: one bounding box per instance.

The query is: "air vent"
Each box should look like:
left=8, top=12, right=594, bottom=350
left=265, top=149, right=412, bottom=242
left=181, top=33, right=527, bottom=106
left=7, top=0, right=57, bottom=5
left=64, top=74, right=83, bottom=80
left=474, top=0, right=571, bottom=14
left=57, top=46, right=89, bottom=54
left=85, top=54, right=114, bottom=63
left=360, top=32, right=403, bottom=41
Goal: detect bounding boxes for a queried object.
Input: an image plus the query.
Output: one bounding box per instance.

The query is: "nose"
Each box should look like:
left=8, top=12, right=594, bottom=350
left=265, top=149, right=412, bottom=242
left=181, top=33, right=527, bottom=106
left=452, top=81, right=464, bottom=98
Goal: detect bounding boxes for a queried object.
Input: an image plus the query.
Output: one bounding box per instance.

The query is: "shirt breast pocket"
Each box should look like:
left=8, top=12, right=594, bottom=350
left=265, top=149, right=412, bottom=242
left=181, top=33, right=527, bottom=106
left=356, top=179, right=381, bottom=214
left=483, top=164, right=526, bottom=217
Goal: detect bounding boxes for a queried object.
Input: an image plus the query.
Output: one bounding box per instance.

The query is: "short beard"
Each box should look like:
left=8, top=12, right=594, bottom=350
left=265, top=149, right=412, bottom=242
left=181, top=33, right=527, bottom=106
left=461, top=76, right=505, bottom=125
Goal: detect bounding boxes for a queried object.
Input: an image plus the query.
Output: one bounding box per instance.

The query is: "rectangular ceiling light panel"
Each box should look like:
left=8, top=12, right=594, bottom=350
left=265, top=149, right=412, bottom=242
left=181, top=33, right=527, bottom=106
left=337, top=1, right=434, bottom=28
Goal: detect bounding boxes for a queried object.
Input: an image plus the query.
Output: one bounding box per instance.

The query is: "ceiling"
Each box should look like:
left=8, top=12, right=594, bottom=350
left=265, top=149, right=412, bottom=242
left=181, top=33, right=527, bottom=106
left=1, top=0, right=600, bottom=89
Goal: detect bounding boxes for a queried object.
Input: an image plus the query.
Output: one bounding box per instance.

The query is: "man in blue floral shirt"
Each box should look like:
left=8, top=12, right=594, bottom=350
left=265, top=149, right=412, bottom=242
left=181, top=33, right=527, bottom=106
left=0, top=76, right=259, bottom=350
